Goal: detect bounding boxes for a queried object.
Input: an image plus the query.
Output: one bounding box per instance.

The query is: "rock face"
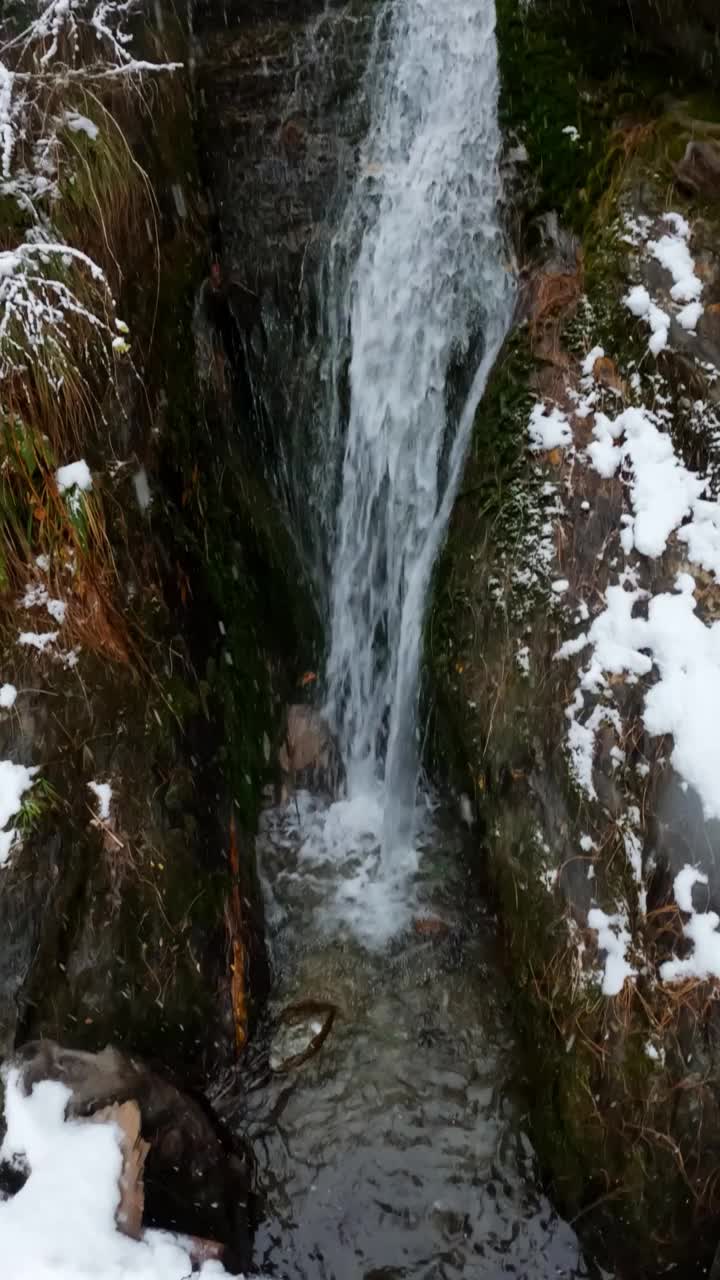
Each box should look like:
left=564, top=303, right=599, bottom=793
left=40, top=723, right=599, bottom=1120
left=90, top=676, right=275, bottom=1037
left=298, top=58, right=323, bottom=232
left=630, top=0, right=719, bottom=78
left=194, top=0, right=374, bottom=552
left=430, top=3, right=720, bottom=1275
left=4, top=1040, right=254, bottom=1269
left=528, top=0, right=720, bottom=81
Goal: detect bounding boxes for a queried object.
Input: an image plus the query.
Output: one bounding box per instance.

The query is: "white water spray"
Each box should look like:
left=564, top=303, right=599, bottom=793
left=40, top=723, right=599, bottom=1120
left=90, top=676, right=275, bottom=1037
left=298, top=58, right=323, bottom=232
left=310, top=0, right=515, bottom=936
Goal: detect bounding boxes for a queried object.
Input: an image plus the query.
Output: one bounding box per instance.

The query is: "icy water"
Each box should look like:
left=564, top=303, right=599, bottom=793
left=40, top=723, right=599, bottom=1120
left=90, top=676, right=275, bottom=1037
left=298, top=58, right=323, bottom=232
left=214, top=796, right=608, bottom=1280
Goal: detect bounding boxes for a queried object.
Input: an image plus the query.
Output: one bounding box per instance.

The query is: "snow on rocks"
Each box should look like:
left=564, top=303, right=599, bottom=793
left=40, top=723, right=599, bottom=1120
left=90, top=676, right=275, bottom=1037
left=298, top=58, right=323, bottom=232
left=677, top=300, right=704, bottom=331
left=566, top=699, right=621, bottom=800
left=0, top=1069, right=235, bottom=1280
left=660, top=866, right=720, bottom=983
left=527, top=205, right=720, bottom=993
left=587, top=404, right=706, bottom=558
left=623, top=211, right=704, bottom=352
left=528, top=402, right=572, bottom=452
left=648, top=213, right=702, bottom=303
left=623, top=285, right=670, bottom=355
left=560, top=576, right=720, bottom=823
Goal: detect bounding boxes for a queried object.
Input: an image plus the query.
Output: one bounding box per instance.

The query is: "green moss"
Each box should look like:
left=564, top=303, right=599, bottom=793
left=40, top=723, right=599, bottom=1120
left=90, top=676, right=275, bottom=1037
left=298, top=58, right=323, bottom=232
left=496, top=0, right=678, bottom=229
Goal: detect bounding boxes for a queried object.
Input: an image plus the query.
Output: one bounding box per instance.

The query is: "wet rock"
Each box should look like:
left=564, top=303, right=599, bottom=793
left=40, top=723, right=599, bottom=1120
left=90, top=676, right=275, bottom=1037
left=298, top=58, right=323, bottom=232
left=675, top=139, right=720, bottom=199
left=7, top=1039, right=255, bottom=1270
left=278, top=704, right=343, bottom=798
left=195, top=0, right=375, bottom=539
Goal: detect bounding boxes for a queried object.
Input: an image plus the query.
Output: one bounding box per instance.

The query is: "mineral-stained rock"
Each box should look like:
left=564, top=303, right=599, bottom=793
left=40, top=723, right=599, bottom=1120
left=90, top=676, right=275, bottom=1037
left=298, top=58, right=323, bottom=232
left=278, top=704, right=343, bottom=797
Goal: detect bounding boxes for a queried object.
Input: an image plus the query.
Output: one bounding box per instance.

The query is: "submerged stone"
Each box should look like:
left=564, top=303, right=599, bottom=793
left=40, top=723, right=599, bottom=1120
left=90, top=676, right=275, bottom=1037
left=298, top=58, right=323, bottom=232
left=269, top=1000, right=336, bottom=1073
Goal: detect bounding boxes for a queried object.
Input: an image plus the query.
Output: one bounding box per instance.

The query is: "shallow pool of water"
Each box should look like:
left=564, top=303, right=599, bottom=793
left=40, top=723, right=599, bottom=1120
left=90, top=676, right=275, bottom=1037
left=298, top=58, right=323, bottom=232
left=215, top=793, right=610, bottom=1280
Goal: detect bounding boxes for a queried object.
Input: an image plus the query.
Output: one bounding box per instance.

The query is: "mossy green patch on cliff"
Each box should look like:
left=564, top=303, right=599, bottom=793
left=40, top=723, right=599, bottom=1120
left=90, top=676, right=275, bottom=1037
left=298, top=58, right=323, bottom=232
left=496, top=0, right=675, bottom=229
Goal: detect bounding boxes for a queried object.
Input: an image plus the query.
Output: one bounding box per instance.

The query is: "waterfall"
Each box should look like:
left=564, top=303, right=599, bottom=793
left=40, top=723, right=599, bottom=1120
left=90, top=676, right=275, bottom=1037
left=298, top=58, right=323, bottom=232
left=323, top=0, right=515, bottom=849
left=293, top=0, right=514, bottom=942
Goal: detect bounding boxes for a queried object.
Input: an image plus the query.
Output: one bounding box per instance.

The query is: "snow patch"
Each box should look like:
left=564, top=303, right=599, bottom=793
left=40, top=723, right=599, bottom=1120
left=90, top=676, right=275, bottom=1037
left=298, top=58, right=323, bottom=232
left=88, top=780, right=112, bottom=822
left=0, top=1069, right=236, bottom=1280
left=528, top=402, right=572, bottom=452
left=56, top=459, right=92, bottom=495
left=64, top=111, right=99, bottom=141
left=0, top=683, right=17, bottom=708
left=588, top=907, right=635, bottom=996
left=648, top=217, right=702, bottom=303
left=133, top=467, right=152, bottom=512
left=18, top=630, right=58, bottom=653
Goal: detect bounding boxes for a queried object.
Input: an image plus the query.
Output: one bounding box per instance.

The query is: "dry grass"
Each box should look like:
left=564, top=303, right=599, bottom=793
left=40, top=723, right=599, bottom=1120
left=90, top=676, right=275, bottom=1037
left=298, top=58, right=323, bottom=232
left=0, top=12, right=170, bottom=661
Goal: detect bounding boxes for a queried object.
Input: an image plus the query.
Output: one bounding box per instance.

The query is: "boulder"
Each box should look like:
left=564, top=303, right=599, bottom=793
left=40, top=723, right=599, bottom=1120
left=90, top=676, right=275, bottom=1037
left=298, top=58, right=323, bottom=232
left=277, top=704, right=343, bottom=798
left=674, top=139, right=720, bottom=199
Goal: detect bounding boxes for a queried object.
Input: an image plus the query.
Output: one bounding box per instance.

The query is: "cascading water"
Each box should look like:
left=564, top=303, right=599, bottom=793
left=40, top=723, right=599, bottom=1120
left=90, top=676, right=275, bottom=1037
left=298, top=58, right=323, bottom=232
left=289, top=0, right=515, bottom=943
left=323, top=0, right=515, bottom=860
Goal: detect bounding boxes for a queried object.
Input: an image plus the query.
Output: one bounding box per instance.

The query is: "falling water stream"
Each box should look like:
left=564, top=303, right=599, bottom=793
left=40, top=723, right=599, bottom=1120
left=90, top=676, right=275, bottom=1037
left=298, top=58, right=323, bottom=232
left=324, top=0, right=514, bottom=861
left=219, top=1, right=614, bottom=1276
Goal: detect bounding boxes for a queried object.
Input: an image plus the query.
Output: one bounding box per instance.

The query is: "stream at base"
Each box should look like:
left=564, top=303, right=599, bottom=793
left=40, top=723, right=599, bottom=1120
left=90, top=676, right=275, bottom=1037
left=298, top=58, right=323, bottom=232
left=213, top=794, right=613, bottom=1280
